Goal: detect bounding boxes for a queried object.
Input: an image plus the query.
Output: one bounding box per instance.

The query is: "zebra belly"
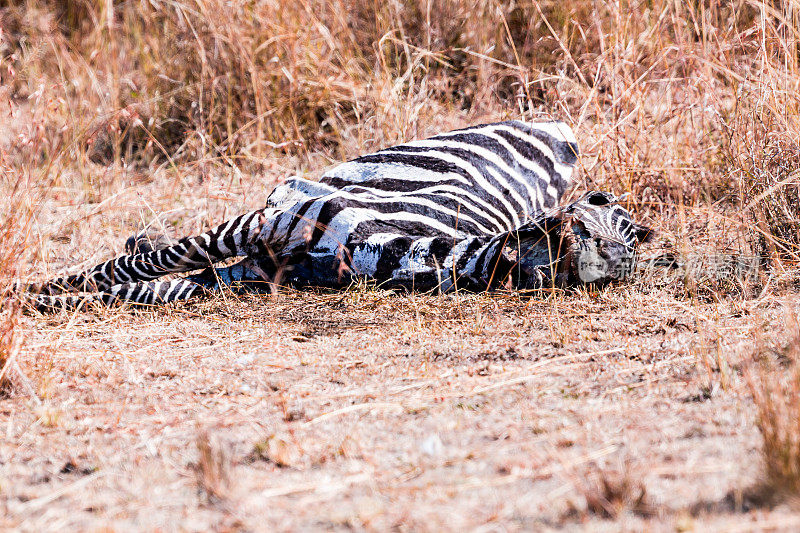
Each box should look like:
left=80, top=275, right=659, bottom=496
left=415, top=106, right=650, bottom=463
left=252, top=183, right=487, bottom=289
left=268, top=233, right=483, bottom=292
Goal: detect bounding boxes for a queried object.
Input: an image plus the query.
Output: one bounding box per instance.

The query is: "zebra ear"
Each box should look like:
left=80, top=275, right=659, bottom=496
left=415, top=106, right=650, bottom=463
left=633, top=223, right=655, bottom=243
left=586, top=191, right=614, bottom=206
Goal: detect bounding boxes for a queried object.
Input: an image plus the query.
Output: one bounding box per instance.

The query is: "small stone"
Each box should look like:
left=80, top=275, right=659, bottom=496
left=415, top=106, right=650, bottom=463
left=235, top=353, right=256, bottom=366
left=419, top=434, right=444, bottom=457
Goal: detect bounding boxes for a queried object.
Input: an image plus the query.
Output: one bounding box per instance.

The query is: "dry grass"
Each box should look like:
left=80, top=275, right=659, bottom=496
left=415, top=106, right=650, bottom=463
left=2, top=0, right=800, bottom=530
left=748, top=318, right=800, bottom=502
left=1, top=0, right=796, bottom=198
left=0, top=287, right=794, bottom=530
left=0, top=219, right=23, bottom=393
left=0, top=144, right=32, bottom=394
left=580, top=467, right=655, bottom=519
left=194, top=429, right=232, bottom=503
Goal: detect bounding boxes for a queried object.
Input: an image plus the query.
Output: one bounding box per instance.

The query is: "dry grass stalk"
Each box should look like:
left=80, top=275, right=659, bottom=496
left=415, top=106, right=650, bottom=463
left=252, top=433, right=301, bottom=468
left=0, top=303, right=21, bottom=393
left=748, top=322, right=800, bottom=501
left=581, top=468, right=655, bottom=519
left=0, top=184, right=30, bottom=394
left=195, top=429, right=231, bottom=503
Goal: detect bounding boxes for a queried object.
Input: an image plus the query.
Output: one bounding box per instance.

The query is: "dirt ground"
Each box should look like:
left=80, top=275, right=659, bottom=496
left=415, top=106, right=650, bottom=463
left=4, top=287, right=800, bottom=531
left=3, top=165, right=800, bottom=530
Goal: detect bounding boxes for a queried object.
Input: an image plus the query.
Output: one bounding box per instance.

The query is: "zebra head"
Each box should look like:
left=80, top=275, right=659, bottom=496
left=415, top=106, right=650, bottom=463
left=563, top=191, right=653, bottom=284
left=493, top=191, right=652, bottom=290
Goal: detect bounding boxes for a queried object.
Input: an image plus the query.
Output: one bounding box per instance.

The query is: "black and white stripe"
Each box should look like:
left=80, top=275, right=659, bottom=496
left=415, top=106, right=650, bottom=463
left=21, top=121, right=652, bottom=311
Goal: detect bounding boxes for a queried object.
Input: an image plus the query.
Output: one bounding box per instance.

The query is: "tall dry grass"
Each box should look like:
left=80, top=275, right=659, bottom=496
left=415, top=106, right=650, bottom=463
left=748, top=318, right=800, bottom=501
left=1, top=15, right=54, bottom=393
left=1, top=1, right=797, bottom=233
left=0, top=157, right=32, bottom=393
left=0, top=4, right=798, bottom=301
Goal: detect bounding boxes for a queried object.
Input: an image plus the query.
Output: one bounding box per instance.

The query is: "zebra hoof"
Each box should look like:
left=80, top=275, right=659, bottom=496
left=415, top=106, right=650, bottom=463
left=125, top=231, right=173, bottom=255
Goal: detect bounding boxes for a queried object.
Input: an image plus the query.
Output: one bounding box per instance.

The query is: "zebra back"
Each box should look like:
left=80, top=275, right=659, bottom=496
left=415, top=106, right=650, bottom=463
left=320, top=120, right=579, bottom=236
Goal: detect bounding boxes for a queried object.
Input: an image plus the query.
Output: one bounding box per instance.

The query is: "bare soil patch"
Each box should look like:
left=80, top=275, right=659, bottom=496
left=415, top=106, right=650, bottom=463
left=2, top=283, right=799, bottom=530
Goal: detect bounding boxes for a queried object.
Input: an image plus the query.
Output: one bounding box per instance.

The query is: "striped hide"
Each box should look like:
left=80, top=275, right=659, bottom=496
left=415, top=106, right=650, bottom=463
left=19, top=120, right=653, bottom=311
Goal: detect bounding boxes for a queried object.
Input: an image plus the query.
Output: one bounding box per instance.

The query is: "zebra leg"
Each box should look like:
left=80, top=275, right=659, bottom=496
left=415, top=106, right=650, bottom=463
left=28, top=208, right=271, bottom=296
left=27, top=175, right=337, bottom=298
left=125, top=229, right=174, bottom=254
left=187, top=257, right=279, bottom=292
left=29, top=278, right=208, bottom=312
left=30, top=257, right=282, bottom=311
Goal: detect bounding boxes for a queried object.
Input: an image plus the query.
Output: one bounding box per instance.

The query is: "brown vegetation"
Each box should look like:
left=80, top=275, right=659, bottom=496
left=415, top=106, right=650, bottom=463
left=0, top=153, right=32, bottom=393
left=580, top=467, right=655, bottom=519
left=195, top=428, right=232, bottom=503
left=2, top=0, right=800, bottom=530
left=748, top=319, right=800, bottom=501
